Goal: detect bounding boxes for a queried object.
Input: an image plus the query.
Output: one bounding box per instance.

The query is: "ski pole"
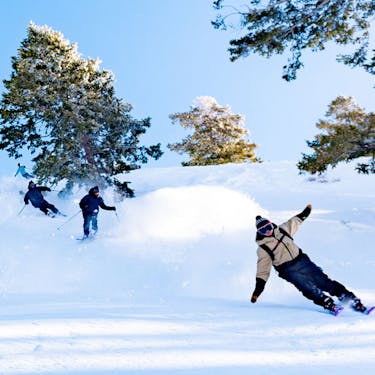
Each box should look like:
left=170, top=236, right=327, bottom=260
left=17, top=204, right=26, bottom=216
left=57, top=210, right=81, bottom=230
left=113, top=210, right=120, bottom=221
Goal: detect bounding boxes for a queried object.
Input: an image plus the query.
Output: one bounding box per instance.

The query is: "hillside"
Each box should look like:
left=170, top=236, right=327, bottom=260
left=0, top=161, right=374, bottom=374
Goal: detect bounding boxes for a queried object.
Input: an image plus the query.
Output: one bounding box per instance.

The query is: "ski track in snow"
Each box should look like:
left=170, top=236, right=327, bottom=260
left=0, top=161, right=374, bottom=374
left=1, top=302, right=375, bottom=374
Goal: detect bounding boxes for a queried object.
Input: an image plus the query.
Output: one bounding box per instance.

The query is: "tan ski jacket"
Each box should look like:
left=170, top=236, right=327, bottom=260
left=255, top=215, right=303, bottom=282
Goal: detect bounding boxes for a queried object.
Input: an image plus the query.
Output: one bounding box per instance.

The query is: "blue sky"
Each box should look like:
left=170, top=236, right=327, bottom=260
left=0, top=0, right=374, bottom=175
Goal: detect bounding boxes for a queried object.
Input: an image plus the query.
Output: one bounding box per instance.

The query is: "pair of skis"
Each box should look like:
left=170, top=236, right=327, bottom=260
left=76, top=232, right=97, bottom=241
left=332, top=305, right=375, bottom=316
left=47, top=211, right=66, bottom=218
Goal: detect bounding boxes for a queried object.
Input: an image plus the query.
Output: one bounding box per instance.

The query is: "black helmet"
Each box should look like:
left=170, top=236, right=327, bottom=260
left=28, top=181, right=36, bottom=189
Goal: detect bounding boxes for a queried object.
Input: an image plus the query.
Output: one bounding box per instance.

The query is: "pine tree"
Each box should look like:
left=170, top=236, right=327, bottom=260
left=168, top=96, right=258, bottom=166
left=212, top=0, right=375, bottom=81
left=0, top=23, right=162, bottom=195
left=298, top=96, right=375, bottom=174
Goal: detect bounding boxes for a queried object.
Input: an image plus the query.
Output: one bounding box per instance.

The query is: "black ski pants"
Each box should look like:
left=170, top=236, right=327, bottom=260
left=33, top=200, right=58, bottom=215
left=276, top=252, right=355, bottom=307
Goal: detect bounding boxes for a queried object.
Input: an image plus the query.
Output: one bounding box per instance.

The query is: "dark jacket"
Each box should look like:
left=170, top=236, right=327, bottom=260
left=79, top=187, right=115, bottom=216
left=24, top=186, right=51, bottom=208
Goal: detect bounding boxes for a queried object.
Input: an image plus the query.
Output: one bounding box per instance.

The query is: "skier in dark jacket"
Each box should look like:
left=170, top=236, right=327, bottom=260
left=251, top=205, right=370, bottom=315
left=79, top=186, right=116, bottom=238
left=24, top=181, right=63, bottom=217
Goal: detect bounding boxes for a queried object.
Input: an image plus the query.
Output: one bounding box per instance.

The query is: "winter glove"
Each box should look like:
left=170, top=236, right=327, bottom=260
left=251, top=278, right=266, bottom=303
left=296, top=204, right=312, bottom=221
left=111, top=206, right=116, bottom=211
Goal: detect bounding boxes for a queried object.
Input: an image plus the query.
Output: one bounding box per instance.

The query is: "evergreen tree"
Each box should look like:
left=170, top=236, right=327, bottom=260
left=212, top=0, right=375, bottom=81
left=0, top=23, right=162, bottom=195
left=298, top=96, right=375, bottom=174
left=168, top=96, right=258, bottom=166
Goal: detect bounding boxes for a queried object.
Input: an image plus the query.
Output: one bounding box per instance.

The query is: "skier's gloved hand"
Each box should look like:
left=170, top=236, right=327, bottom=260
left=251, top=277, right=266, bottom=303
left=46, top=188, right=51, bottom=192
left=296, top=204, right=312, bottom=221
left=111, top=206, right=116, bottom=211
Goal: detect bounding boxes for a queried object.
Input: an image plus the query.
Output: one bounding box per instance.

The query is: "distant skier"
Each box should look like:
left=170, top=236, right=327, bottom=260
left=24, top=181, right=64, bottom=217
left=15, top=163, right=34, bottom=179
left=251, top=205, right=370, bottom=315
left=79, top=186, right=116, bottom=239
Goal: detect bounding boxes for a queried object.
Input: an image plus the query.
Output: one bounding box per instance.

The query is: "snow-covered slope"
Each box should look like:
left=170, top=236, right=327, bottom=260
left=0, top=161, right=374, bottom=374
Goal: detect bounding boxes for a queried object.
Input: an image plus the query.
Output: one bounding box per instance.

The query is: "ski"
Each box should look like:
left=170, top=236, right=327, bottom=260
left=365, top=306, right=375, bottom=315
left=350, top=299, right=374, bottom=315
left=350, top=306, right=375, bottom=315
left=332, top=305, right=344, bottom=316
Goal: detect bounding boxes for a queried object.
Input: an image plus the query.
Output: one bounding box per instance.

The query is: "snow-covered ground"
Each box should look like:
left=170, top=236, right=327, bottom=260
left=0, top=160, right=374, bottom=374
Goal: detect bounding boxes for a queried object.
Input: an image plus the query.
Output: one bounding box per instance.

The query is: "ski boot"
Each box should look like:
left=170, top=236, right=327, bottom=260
left=324, top=297, right=344, bottom=316
left=351, top=298, right=369, bottom=313
left=365, top=306, right=375, bottom=315
left=352, top=299, right=375, bottom=315
left=328, top=304, right=344, bottom=316
left=47, top=211, right=56, bottom=218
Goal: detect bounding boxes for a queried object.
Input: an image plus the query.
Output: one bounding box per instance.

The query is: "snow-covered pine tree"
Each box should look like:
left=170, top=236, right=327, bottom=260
left=298, top=96, right=375, bottom=174
left=213, top=0, right=374, bottom=81
left=168, top=96, right=258, bottom=166
left=0, top=23, right=162, bottom=195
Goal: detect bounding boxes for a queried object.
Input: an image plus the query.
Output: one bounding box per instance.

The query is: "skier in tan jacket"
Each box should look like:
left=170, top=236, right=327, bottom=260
left=251, top=205, right=371, bottom=315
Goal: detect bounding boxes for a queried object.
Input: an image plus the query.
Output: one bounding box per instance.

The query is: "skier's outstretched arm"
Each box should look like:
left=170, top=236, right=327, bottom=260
left=280, top=204, right=312, bottom=237
left=99, top=201, right=116, bottom=211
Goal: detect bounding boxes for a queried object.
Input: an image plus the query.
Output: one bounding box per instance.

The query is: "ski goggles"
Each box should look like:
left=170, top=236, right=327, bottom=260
left=257, top=222, right=273, bottom=235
